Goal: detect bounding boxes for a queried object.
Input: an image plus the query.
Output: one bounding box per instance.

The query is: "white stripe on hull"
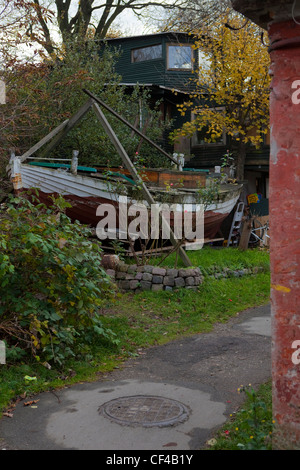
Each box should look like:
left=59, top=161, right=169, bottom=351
left=20, top=164, right=241, bottom=215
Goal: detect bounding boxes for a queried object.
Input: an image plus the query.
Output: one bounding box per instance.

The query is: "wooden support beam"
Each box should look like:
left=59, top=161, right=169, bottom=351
left=19, top=120, right=68, bottom=162
left=83, top=88, right=179, bottom=165
left=39, top=99, right=94, bottom=158
left=92, top=102, right=152, bottom=201
left=92, top=102, right=192, bottom=267
left=238, top=217, right=253, bottom=251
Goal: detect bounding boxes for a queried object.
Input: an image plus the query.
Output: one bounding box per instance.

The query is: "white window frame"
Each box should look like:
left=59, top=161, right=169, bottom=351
left=166, top=43, right=193, bottom=71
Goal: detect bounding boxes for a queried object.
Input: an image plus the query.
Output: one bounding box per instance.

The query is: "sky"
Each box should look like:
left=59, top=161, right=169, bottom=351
left=117, top=10, right=148, bottom=36
left=106, top=7, right=159, bottom=37
left=10, top=2, right=166, bottom=63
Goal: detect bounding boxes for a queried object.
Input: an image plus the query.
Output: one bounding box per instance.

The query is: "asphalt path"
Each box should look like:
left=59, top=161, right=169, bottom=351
left=0, top=303, right=271, bottom=452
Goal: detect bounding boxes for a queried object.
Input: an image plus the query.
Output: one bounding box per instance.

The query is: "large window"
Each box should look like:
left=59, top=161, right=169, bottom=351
left=167, top=44, right=192, bottom=70
left=131, top=44, right=162, bottom=63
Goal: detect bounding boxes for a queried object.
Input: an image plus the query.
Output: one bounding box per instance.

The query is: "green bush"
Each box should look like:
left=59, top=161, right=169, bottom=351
left=0, top=193, right=118, bottom=365
left=1, top=35, right=172, bottom=170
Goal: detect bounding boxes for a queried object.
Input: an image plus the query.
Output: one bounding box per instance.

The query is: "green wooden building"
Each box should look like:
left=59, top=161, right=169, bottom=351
left=103, top=32, right=197, bottom=91
left=101, top=32, right=197, bottom=152
left=101, top=32, right=270, bottom=201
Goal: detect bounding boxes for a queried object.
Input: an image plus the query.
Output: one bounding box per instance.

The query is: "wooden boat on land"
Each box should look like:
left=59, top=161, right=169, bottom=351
left=9, top=157, right=242, bottom=240
left=7, top=90, right=243, bottom=266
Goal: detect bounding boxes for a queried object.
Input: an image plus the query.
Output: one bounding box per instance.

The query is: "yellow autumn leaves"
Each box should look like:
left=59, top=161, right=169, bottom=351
left=174, top=11, right=271, bottom=149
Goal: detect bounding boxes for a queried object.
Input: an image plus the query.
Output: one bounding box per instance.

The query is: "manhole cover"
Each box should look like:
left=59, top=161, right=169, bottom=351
left=98, top=395, right=189, bottom=428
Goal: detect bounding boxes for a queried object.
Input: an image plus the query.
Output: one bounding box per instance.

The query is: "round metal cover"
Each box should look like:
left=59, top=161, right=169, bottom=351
left=98, top=395, right=189, bottom=428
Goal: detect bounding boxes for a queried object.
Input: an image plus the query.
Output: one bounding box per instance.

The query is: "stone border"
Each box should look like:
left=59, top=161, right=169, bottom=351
left=101, top=254, right=267, bottom=293
left=105, top=262, right=203, bottom=293
left=202, top=266, right=267, bottom=279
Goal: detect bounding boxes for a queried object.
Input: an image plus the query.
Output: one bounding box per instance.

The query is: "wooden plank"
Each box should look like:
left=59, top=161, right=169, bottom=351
left=19, top=120, right=69, bottom=162
left=184, top=237, right=224, bottom=247
left=183, top=236, right=225, bottom=251
left=92, top=101, right=192, bottom=267
left=184, top=240, right=205, bottom=250
left=239, top=218, right=253, bottom=251
left=127, top=245, right=174, bottom=257
left=39, top=99, right=94, bottom=158
left=27, top=157, right=72, bottom=161
left=92, top=102, right=153, bottom=201
left=27, top=161, right=97, bottom=172
left=158, top=170, right=206, bottom=189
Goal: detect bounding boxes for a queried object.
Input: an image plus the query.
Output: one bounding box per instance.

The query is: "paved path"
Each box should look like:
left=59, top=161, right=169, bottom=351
left=0, top=304, right=271, bottom=451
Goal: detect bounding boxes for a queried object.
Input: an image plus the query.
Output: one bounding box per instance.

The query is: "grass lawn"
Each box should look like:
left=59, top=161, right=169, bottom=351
left=0, top=247, right=271, bottom=449
left=127, top=245, right=270, bottom=271
left=103, top=271, right=270, bottom=348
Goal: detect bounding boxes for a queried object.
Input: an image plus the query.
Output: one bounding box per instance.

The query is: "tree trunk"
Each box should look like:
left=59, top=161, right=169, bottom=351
left=236, top=139, right=246, bottom=181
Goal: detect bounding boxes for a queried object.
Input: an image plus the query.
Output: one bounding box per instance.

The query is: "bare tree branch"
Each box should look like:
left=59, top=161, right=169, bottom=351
left=32, top=0, right=56, bottom=54
left=10, top=0, right=208, bottom=55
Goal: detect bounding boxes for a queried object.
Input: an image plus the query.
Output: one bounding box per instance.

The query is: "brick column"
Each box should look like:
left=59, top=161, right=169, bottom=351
left=268, top=19, right=300, bottom=449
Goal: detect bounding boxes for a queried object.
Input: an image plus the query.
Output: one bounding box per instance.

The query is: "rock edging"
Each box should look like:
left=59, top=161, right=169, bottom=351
left=102, top=257, right=203, bottom=293
left=101, top=254, right=267, bottom=293
left=202, top=265, right=267, bottom=279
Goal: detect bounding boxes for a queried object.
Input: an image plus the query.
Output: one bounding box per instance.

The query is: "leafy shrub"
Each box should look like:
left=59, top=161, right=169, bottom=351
left=1, top=36, right=172, bottom=170
left=0, top=193, right=118, bottom=365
